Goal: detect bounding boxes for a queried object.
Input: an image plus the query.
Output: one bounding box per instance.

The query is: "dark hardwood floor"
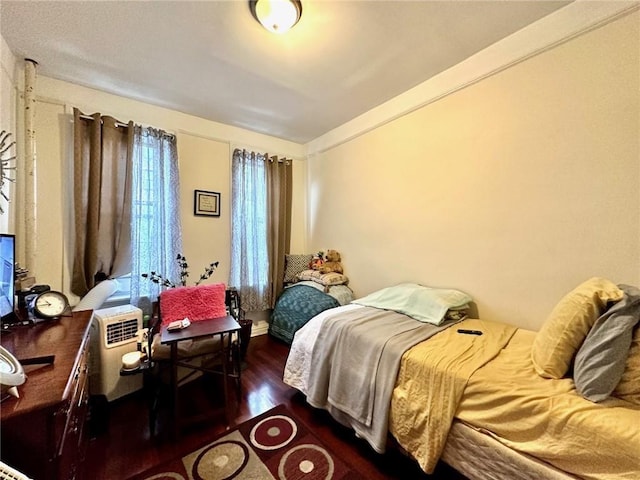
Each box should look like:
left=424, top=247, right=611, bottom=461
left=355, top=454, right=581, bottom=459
left=84, top=333, right=467, bottom=479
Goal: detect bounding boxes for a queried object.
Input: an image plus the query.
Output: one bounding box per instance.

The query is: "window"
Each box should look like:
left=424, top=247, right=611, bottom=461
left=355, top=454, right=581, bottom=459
left=128, top=126, right=182, bottom=313
left=229, top=148, right=293, bottom=311
left=72, top=111, right=181, bottom=313
left=229, top=149, right=270, bottom=311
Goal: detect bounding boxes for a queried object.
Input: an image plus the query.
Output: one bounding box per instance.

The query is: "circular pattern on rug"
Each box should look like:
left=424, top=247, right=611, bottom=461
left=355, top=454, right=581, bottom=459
left=142, top=473, right=185, bottom=480
left=250, top=414, right=297, bottom=451
left=277, top=444, right=335, bottom=480
left=191, top=440, right=249, bottom=480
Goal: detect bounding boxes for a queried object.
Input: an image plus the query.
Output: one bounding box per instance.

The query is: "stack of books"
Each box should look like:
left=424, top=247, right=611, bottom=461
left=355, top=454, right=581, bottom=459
left=15, top=264, right=35, bottom=292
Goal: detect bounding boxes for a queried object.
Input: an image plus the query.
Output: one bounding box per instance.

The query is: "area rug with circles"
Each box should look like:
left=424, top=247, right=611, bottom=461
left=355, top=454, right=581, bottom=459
left=129, top=404, right=364, bottom=480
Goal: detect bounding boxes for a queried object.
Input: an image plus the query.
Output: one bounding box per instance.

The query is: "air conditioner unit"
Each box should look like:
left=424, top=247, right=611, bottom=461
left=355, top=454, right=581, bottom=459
left=89, top=304, right=143, bottom=402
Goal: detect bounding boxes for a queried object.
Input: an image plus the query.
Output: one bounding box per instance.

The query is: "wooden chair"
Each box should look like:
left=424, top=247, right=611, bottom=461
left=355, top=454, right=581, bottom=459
left=144, top=284, right=242, bottom=437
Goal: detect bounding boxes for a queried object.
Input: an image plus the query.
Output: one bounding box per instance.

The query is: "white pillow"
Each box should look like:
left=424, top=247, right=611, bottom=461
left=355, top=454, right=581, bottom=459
left=73, top=279, right=119, bottom=311
left=352, top=283, right=471, bottom=325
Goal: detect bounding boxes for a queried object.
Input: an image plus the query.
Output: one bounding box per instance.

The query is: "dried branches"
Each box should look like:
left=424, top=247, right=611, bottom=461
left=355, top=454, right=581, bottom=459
left=141, top=254, right=219, bottom=288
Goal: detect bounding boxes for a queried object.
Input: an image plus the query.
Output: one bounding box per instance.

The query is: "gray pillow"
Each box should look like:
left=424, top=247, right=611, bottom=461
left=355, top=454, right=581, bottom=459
left=574, top=284, right=640, bottom=402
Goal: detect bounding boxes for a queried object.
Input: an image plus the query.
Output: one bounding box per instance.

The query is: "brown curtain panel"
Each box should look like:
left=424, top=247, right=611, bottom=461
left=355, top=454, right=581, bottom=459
left=71, top=108, right=134, bottom=296
left=266, top=155, right=292, bottom=307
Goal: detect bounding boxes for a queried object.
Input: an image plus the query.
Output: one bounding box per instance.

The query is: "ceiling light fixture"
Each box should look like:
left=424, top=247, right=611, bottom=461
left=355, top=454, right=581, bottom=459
left=249, top=0, right=302, bottom=34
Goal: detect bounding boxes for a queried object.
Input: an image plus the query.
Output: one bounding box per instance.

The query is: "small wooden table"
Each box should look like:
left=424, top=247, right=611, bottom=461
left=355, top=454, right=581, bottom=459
left=160, top=315, right=241, bottom=437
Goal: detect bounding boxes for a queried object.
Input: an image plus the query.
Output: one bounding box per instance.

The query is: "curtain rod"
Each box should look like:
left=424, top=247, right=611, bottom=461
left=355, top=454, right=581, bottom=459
left=237, top=148, right=293, bottom=163
left=78, top=114, right=176, bottom=140
left=267, top=156, right=292, bottom=164
left=78, top=113, right=129, bottom=129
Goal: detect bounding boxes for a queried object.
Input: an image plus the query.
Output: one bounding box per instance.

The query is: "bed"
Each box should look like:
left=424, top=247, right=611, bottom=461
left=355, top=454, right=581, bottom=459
left=269, top=252, right=353, bottom=344
left=283, top=280, right=640, bottom=480
left=269, top=281, right=353, bottom=344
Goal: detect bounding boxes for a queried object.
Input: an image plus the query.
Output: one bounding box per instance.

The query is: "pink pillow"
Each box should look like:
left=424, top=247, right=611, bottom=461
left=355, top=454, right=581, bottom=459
left=159, top=282, right=227, bottom=325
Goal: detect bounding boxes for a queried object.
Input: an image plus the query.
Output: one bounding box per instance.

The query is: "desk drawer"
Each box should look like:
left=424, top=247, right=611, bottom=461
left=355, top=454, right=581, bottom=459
left=57, top=337, right=90, bottom=480
left=0, top=311, right=93, bottom=480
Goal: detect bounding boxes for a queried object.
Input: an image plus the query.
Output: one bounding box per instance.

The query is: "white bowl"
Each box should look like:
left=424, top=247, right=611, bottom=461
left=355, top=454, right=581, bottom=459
left=121, top=351, right=142, bottom=370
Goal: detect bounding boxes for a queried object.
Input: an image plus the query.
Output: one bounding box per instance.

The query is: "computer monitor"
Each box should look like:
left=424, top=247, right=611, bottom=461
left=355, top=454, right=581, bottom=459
left=0, top=233, right=16, bottom=323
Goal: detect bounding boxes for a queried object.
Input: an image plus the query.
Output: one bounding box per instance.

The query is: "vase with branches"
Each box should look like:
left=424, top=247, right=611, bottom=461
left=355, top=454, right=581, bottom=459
left=141, top=254, right=219, bottom=288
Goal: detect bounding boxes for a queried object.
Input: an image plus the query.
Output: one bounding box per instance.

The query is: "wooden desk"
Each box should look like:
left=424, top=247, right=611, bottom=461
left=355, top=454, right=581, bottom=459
left=160, top=315, right=241, bottom=437
left=1, top=310, right=92, bottom=480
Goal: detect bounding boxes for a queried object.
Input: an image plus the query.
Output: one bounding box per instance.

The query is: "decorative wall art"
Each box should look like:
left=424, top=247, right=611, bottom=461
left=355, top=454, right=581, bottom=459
left=194, top=189, right=221, bottom=217
left=0, top=131, right=16, bottom=214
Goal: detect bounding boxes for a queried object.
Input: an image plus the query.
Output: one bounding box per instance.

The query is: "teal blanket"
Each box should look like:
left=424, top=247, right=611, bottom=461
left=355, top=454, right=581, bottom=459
left=269, top=284, right=339, bottom=344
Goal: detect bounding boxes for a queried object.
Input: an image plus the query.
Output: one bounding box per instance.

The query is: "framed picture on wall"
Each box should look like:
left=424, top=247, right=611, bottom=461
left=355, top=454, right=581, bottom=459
left=194, top=190, right=221, bottom=217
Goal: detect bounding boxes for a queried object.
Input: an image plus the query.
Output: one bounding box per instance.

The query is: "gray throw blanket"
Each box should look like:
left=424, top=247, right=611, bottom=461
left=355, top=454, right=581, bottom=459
left=305, top=306, right=457, bottom=453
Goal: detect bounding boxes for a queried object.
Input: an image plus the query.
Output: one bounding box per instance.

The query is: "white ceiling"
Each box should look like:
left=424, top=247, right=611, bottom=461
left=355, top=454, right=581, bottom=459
left=1, top=1, right=571, bottom=144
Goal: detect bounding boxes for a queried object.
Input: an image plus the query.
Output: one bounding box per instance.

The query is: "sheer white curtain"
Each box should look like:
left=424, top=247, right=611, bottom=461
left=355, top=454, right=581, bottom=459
left=230, top=149, right=270, bottom=311
left=130, top=126, right=183, bottom=313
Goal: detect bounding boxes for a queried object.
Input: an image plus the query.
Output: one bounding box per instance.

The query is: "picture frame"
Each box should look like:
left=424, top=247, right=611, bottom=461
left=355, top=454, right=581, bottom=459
left=194, top=190, right=221, bottom=217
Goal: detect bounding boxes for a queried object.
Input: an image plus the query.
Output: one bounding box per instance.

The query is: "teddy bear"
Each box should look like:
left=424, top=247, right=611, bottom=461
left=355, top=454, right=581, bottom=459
left=317, top=249, right=344, bottom=274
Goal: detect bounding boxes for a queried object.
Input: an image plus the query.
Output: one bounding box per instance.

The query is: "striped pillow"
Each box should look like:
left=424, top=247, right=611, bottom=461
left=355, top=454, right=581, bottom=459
left=296, top=269, right=349, bottom=287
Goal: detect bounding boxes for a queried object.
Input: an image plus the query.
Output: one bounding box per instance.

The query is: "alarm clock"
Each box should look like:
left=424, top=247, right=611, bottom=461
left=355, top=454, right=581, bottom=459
left=30, top=290, right=70, bottom=319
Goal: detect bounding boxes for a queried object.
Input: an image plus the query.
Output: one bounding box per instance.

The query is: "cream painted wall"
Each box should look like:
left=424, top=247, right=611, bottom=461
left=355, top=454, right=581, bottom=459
left=290, top=158, right=308, bottom=252
left=307, top=12, right=640, bottom=330
left=3, top=8, right=638, bottom=323
left=0, top=31, right=17, bottom=235
left=178, top=134, right=231, bottom=284
left=9, top=75, right=306, bottom=304
left=34, top=100, right=67, bottom=290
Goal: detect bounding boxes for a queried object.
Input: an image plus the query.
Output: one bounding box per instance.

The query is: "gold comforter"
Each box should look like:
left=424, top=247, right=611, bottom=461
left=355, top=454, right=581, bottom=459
left=390, top=319, right=640, bottom=479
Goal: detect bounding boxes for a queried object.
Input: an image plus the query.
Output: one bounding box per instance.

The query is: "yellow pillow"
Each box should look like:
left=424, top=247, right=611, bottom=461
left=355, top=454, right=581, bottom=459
left=531, top=277, right=623, bottom=379
left=613, top=325, right=640, bottom=405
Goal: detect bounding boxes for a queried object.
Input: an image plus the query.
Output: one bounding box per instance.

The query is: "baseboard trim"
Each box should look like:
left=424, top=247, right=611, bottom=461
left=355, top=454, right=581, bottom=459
left=251, top=319, right=269, bottom=337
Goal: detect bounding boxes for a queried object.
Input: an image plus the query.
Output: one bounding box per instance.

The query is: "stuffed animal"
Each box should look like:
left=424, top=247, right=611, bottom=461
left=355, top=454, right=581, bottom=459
left=318, top=249, right=344, bottom=274
left=310, top=251, right=325, bottom=271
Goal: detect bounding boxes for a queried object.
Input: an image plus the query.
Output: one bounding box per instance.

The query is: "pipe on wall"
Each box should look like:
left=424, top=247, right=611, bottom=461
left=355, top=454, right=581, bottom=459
left=24, top=58, right=37, bottom=274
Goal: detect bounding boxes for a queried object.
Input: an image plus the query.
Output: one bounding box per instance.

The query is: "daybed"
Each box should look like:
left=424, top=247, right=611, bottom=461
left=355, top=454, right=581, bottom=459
left=283, top=279, right=640, bottom=480
left=269, top=253, right=353, bottom=344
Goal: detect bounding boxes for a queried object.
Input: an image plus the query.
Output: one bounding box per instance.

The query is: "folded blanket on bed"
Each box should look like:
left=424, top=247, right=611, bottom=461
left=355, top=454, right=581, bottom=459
left=390, top=318, right=517, bottom=473
left=306, top=306, right=458, bottom=453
